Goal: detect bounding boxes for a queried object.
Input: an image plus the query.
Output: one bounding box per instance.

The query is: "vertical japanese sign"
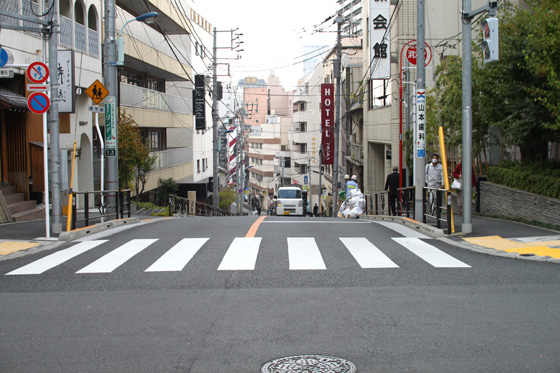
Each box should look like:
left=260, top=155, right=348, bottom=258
left=416, top=89, right=426, bottom=158
left=57, top=50, right=75, bottom=113
left=370, top=0, right=391, bottom=79
left=193, top=75, right=206, bottom=131
left=104, top=96, right=117, bottom=157
left=321, top=84, right=334, bottom=165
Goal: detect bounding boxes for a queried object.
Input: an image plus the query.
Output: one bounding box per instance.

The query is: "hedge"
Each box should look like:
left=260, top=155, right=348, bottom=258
left=487, top=165, right=560, bottom=199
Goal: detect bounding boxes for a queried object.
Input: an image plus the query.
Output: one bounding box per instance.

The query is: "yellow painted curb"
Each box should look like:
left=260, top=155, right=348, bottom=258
left=463, top=236, right=560, bottom=259
left=0, top=242, right=40, bottom=255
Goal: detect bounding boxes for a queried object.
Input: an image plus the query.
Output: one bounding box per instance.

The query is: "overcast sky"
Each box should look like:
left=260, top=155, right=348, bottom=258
left=189, top=0, right=340, bottom=89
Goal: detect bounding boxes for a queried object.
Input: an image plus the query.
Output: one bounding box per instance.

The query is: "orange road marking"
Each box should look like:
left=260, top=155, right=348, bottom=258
left=246, top=216, right=266, bottom=237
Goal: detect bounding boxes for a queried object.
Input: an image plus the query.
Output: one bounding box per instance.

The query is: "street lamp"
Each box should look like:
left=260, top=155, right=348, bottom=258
left=116, top=12, right=158, bottom=66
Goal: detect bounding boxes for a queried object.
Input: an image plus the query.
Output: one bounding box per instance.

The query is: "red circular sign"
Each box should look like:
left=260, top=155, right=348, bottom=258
left=406, top=44, right=432, bottom=67
left=27, top=92, right=51, bottom=114
left=26, top=61, right=49, bottom=84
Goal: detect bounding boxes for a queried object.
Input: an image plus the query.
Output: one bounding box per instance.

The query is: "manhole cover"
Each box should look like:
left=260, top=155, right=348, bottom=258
left=261, top=354, right=357, bottom=372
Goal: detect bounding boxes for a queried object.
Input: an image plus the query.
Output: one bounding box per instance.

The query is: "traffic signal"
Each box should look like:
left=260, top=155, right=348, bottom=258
left=208, top=177, right=213, bottom=192
left=481, top=18, right=499, bottom=63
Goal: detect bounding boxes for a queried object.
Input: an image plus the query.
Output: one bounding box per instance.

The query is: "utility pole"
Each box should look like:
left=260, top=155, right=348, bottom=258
left=332, top=15, right=343, bottom=217
left=48, top=0, right=62, bottom=234
left=212, top=27, right=219, bottom=210
left=307, top=155, right=312, bottom=208
left=461, top=0, right=497, bottom=233
left=103, top=0, right=118, bottom=212
left=414, top=0, right=426, bottom=219
left=212, top=28, right=243, bottom=213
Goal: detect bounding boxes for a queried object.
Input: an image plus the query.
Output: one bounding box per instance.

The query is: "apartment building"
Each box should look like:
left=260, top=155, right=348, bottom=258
left=1, top=0, right=103, bottom=221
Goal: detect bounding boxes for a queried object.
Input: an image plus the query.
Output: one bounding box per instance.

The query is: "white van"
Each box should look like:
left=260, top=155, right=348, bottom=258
left=275, top=186, right=304, bottom=216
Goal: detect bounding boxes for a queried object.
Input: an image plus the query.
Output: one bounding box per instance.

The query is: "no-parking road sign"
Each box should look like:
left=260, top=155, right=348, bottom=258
left=27, top=92, right=51, bottom=114
left=26, top=62, right=49, bottom=84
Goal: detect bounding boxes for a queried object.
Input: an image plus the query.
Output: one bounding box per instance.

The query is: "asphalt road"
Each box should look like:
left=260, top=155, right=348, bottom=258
left=1, top=216, right=559, bottom=372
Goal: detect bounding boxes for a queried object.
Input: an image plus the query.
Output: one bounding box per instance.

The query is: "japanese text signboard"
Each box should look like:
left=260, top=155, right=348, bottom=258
left=193, top=75, right=206, bottom=131
left=321, top=84, right=334, bottom=165
left=104, top=96, right=117, bottom=157
left=416, top=89, right=426, bottom=158
left=370, top=0, right=391, bottom=79
left=57, top=50, right=75, bottom=113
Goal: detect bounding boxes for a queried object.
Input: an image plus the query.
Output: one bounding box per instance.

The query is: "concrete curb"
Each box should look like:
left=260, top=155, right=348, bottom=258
left=58, top=218, right=141, bottom=241
left=361, top=214, right=444, bottom=238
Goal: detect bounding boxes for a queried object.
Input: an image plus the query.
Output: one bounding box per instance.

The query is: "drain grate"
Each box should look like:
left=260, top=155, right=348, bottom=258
left=261, top=354, right=357, bottom=372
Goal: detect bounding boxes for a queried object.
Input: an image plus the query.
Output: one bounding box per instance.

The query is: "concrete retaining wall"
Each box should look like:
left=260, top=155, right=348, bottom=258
left=479, top=181, right=560, bottom=226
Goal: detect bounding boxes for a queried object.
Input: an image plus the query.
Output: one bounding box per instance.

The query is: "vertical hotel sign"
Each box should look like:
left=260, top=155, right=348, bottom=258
left=370, top=0, right=391, bottom=79
left=321, top=84, right=334, bottom=165
left=193, top=75, right=206, bottom=131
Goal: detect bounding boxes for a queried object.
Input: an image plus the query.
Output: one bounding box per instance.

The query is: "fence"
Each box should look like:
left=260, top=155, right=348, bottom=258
left=422, top=187, right=452, bottom=234
left=70, top=189, right=132, bottom=229
left=168, top=194, right=230, bottom=217
left=364, top=186, right=415, bottom=218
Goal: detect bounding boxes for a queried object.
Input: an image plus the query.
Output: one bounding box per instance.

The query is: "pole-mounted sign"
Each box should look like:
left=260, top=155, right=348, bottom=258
left=26, top=62, right=49, bottom=84
left=321, top=84, right=334, bottom=165
left=27, top=91, right=51, bottom=114
left=193, top=75, right=206, bottom=131
left=104, top=96, right=117, bottom=157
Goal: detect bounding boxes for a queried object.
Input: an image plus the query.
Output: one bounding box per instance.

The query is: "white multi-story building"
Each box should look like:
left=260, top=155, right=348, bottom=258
left=0, top=0, right=103, bottom=221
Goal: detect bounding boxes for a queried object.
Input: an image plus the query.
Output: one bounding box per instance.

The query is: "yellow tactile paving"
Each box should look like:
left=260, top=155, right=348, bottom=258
left=0, top=241, right=40, bottom=255
left=463, top=236, right=560, bottom=259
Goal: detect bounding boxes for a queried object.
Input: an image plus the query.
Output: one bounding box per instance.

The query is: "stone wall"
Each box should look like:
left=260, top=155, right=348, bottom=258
left=478, top=181, right=560, bottom=226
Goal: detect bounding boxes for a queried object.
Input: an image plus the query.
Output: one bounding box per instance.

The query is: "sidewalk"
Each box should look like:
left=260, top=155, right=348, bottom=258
left=0, top=214, right=559, bottom=262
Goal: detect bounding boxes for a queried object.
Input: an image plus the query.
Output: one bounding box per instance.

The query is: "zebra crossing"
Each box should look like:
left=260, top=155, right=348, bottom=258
left=5, top=236, right=471, bottom=276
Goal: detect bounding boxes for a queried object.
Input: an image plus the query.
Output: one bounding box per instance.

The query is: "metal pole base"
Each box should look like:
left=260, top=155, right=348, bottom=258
left=462, top=223, right=472, bottom=234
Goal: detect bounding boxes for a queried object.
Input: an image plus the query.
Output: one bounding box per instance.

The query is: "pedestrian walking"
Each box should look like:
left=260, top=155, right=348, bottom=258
left=313, top=203, right=318, bottom=217
left=452, top=162, right=477, bottom=214
left=385, top=166, right=400, bottom=216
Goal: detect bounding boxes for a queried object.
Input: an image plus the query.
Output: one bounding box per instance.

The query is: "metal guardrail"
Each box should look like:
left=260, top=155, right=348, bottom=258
left=423, top=187, right=452, bottom=235
left=168, top=194, right=230, bottom=217
left=364, top=186, right=415, bottom=218
left=70, top=189, right=132, bottom=229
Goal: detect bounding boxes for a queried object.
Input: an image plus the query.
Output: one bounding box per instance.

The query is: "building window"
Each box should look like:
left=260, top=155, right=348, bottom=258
left=197, top=160, right=201, bottom=173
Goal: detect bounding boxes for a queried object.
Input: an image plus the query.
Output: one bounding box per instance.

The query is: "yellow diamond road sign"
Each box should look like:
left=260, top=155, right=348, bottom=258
left=85, top=79, right=109, bottom=105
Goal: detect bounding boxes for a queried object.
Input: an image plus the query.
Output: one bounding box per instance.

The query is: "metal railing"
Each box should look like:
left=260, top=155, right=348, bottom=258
left=423, top=187, right=452, bottom=234
left=88, top=28, right=99, bottom=57
left=168, top=194, right=230, bottom=217
left=75, top=22, right=87, bottom=52
left=59, top=15, right=73, bottom=48
left=70, top=189, right=132, bottom=230
left=119, top=83, right=190, bottom=114
left=151, top=147, right=193, bottom=171
left=364, top=186, right=415, bottom=218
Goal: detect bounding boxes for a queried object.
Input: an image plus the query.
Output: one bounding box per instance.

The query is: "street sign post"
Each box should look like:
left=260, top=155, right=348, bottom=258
left=104, top=96, right=117, bottom=157
left=86, top=79, right=109, bottom=105
left=27, top=92, right=51, bottom=114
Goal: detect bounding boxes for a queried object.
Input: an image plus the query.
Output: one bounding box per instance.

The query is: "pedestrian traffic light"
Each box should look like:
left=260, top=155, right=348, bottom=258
left=481, top=17, right=499, bottom=63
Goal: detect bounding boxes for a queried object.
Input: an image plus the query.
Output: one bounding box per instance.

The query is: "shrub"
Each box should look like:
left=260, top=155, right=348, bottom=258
left=488, top=163, right=560, bottom=199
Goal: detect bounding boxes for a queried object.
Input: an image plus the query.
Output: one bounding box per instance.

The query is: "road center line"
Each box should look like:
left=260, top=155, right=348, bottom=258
left=246, top=216, right=267, bottom=237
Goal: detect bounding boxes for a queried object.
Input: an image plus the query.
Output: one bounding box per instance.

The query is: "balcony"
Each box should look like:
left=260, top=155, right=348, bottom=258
left=349, top=143, right=363, bottom=165
left=151, top=147, right=193, bottom=171
left=120, top=83, right=189, bottom=114
left=59, top=15, right=99, bottom=58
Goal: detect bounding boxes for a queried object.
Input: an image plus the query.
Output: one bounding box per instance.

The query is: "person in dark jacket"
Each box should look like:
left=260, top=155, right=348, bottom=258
left=385, top=166, right=400, bottom=216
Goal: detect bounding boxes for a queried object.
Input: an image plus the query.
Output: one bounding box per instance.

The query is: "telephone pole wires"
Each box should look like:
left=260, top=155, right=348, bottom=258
left=332, top=14, right=343, bottom=217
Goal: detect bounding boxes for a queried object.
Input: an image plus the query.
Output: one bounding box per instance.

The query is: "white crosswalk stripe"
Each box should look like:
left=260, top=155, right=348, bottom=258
left=6, top=240, right=107, bottom=275
left=287, top=237, right=327, bottom=270
left=340, top=237, right=399, bottom=268
left=77, top=239, right=157, bottom=273
left=145, top=238, right=209, bottom=272
left=218, top=237, right=261, bottom=270
left=393, top=237, right=471, bottom=268
left=5, top=236, right=471, bottom=275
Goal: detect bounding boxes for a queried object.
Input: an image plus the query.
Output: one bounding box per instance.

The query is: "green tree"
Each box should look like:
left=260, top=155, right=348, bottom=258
left=219, top=188, right=236, bottom=212
left=157, top=178, right=178, bottom=206
left=477, top=1, right=559, bottom=161
left=118, top=109, right=155, bottom=193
